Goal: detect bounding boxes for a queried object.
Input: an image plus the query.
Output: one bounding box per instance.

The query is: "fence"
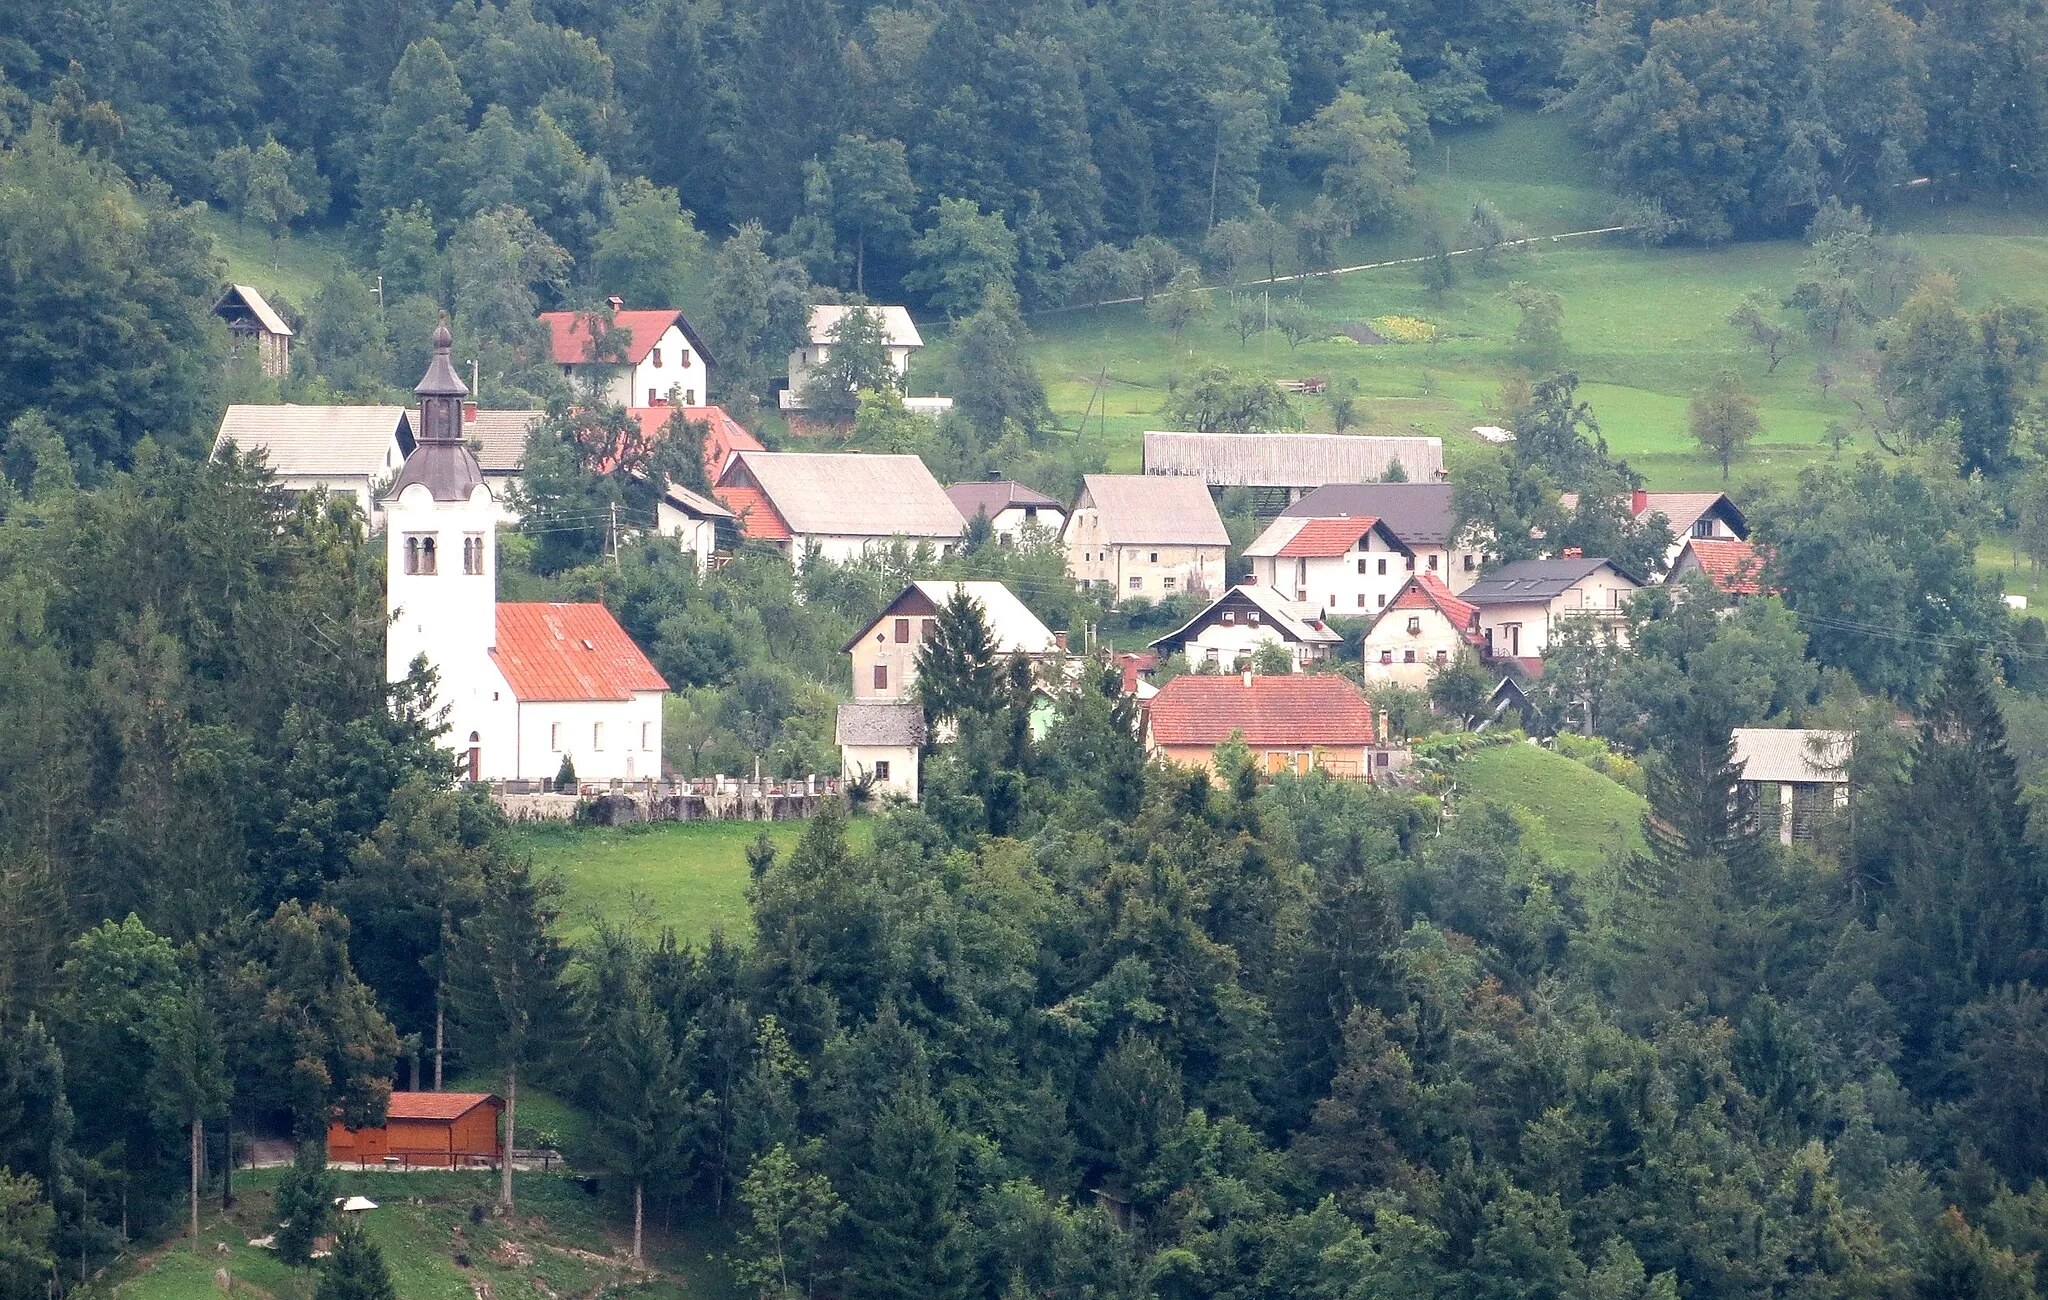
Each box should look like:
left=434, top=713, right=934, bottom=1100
left=489, top=775, right=839, bottom=824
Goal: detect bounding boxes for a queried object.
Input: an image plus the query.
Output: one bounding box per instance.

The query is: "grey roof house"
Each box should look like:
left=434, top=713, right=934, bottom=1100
left=1459, top=557, right=1643, bottom=661
left=714, top=450, right=964, bottom=565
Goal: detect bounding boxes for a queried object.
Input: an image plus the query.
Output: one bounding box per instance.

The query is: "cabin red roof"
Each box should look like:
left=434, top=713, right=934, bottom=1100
left=1146, top=674, right=1377, bottom=749
left=384, top=1092, right=502, bottom=1122
left=627, top=405, right=764, bottom=483
left=1275, top=516, right=1384, bottom=558
left=491, top=603, right=668, bottom=702
left=540, top=310, right=698, bottom=367
left=714, top=484, right=793, bottom=541
left=1682, top=538, right=1770, bottom=595
left=1386, top=574, right=1484, bottom=645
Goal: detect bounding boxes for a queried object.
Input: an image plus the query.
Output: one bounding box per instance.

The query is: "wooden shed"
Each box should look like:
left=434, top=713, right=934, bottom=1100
left=213, top=284, right=294, bottom=377
left=328, top=1092, right=504, bottom=1168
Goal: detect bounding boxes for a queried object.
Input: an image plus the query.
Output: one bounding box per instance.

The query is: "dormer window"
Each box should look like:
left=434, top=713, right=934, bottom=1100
left=1248, top=611, right=1261, bottom=625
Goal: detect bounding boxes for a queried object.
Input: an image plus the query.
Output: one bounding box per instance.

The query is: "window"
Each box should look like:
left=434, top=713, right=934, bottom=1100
left=874, top=664, right=889, bottom=690
left=402, top=534, right=440, bottom=575
left=648, top=388, right=659, bottom=405
left=1376, top=593, right=1387, bottom=608
left=641, top=722, right=653, bottom=750
left=419, top=536, right=437, bottom=574
left=1358, top=557, right=1369, bottom=574
left=1328, top=594, right=1337, bottom=607
left=1248, top=611, right=1261, bottom=625
left=1436, top=649, right=1448, bottom=663
left=1407, top=616, right=1422, bottom=635
left=1427, top=554, right=1439, bottom=570
left=1405, top=556, right=1416, bottom=571
left=1464, top=554, right=1476, bottom=571
left=463, top=534, right=485, bottom=575
left=873, top=760, right=891, bottom=781
left=1377, top=558, right=1387, bottom=575
left=1380, top=650, right=1393, bottom=664
left=684, top=388, right=696, bottom=404
left=1403, top=650, right=1416, bottom=663
left=1375, top=751, right=1390, bottom=768
left=1357, top=594, right=1366, bottom=607
left=680, top=350, right=693, bottom=368
left=593, top=722, right=606, bottom=751
left=893, top=617, right=911, bottom=643
left=550, top=722, right=562, bottom=751
left=1163, top=577, right=1177, bottom=590
left=652, top=348, right=663, bottom=368
left=1296, top=589, right=1308, bottom=602
left=1129, top=577, right=1142, bottom=590
left=1692, top=518, right=1714, bottom=538
left=1221, top=610, right=1235, bottom=625
left=1205, top=648, right=1221, bottom=665
left=1149, top=552, right=1159, bottom=563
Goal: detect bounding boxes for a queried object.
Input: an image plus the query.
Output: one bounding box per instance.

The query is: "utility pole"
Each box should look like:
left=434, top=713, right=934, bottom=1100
left=372, top=274, right=384, bottom=309
left=609, top=500, right=621, bottom=567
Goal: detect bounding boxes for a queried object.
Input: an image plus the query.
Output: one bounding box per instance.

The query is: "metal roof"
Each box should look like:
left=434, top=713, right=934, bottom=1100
left=1278, top=482, right=1460, bottom=545
left=1460, top=558, right=1635, bottom=605
left=491, top=603, right=668, bottom=702
left=837, top=702, right=927, bottom=747
left=212, top=404, right=412, bottom=477
left=1732, top=729, right=1850, bottom=785
left=717, top=451, right=963, bottom=540
left=807, top=304, right=923, bottom=349
left=1073, top=474, right=1230, bottom=546
left=1143, top=431, right=1444, bottom=487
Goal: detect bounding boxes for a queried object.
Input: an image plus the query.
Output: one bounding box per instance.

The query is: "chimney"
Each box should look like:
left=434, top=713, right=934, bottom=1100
left=607, top=296, right=625, bottom=312
left=1053, top=630, right=1068, bottom=652
left=1242, top=669, right=1253, bottom=688
left=1562, top=546, right=1583, bottom=558
left=1379, top=709, right=1390, bottom=742
left=1631, top=488, right=1648, bottom=515
left=463, top=400, right=478, bottom=423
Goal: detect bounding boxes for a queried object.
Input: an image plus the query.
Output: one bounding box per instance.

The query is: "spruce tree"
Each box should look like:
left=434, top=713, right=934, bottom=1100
left=913, top=588, right=1000, bottom=727
left=315, top=1220, right=397, bottom=1300
left=840, top=1091, right=972, bottom=1300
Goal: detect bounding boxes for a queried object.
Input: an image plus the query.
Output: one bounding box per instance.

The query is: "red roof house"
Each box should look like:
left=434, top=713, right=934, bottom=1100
left=626, top=404, right=765, bottom=485
left=1143, top=674, right=1390, bottom=779
left=538, top=303, right=717, bottom=408
left=1671, top=537, right=1772, bottom=596
left=1361, top=574, right=1485, bottom=686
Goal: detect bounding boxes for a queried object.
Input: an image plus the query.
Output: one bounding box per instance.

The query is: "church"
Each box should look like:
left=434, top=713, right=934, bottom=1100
left=385, top=324, right=668, bottom=782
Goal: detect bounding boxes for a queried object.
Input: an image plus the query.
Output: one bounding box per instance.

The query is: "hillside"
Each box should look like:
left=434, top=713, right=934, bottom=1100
left=106, top=1168, right=732, bottom=1300
left=1452, top=738, right=1646, bottom=886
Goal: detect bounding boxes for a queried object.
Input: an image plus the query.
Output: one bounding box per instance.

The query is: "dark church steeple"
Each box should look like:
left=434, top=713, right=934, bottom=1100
left=386, top=322, right=484, bottom=502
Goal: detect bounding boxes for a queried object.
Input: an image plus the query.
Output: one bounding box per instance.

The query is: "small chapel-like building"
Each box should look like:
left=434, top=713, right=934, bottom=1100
left=385, top=325, right=668, bottom=783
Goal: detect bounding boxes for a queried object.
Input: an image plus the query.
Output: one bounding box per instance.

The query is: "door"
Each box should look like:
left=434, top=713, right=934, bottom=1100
left=1506, top=624, right=1520, bottom=657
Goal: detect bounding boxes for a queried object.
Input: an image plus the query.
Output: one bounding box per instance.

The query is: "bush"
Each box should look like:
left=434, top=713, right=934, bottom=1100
left=1551, top=732, right=1646, bottom=793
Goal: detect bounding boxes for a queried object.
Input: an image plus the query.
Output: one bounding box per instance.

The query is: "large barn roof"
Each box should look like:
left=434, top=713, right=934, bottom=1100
left=1143, top=431, right=1444, bottom=487
left=717, top=451, right=963, bottom=540
left=1073, top=474, right=1230, bottom=546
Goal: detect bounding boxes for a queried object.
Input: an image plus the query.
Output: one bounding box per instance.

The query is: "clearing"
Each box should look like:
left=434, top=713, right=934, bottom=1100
left=1453, top=739, right=1646, bottom=896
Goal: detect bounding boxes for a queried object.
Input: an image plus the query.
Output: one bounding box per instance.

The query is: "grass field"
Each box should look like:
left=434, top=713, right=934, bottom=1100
left=1453, top=739, right=1646, bottom=890
left=973, top=110, right=2048, bottom=494
left=108, top=1166, right=735, bottom=1300
left=514, top=820, right=799, bottom=945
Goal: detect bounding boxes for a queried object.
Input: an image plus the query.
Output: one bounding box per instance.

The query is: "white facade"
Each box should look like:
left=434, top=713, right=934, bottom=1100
left=1475, top=578, right=1638, bottom=659
left=984, top=507, right=1066, bottom=544
left=785, top=305, right=924, bottom=408
left=1063, top=514, right=1221, bottom=603
left=386, top=479, right=508, bottom=775
left=517, top=695, right=666, bottom=783
left=1182, top=622, right=1303, bottom=671
left=567, top=322, right=708, bottom=408
left=841, top=743, right=920, bottom=800
left=1361, top=609, right=1469, bottom=687
left=657, top=497, right=719, bottom=572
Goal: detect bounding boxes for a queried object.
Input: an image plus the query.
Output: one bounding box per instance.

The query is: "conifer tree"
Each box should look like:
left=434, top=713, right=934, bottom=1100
left=913, top=588, right=1000, bottom=727
left=840, top=1091, right=972, bottom=1300
left=315, top=1220, right=396, bottom=1300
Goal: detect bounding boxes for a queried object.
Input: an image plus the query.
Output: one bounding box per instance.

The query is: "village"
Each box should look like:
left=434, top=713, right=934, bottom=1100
left=214, top=292, right=1839, bottom=844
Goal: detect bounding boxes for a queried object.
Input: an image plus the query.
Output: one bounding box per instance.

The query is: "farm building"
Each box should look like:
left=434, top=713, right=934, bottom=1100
left=328, top=1092, right=504, bottom=1168
left=213, top=284, right=293, bottom=377
left=1142, top=430, right=1445, bottom=507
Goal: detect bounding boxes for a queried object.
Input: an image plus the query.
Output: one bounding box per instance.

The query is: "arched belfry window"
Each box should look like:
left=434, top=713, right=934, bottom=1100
left=420, top=536, right=437, bottom=574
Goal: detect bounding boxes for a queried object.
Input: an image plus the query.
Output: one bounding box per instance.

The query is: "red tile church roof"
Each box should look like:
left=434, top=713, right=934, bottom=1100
left=492, top=603, right=667, bottom=702
left=1145, top=674, right=1377, bottom=749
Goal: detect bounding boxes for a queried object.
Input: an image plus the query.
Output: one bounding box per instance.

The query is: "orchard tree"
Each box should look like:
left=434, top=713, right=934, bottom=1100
left=800, top=307, right=897, bottom=420
left=952, top=284, right=1049, bottom=440
left=907, top=198, right=1017, bottom=317
left=1690, top=369, right=1762, bottom=479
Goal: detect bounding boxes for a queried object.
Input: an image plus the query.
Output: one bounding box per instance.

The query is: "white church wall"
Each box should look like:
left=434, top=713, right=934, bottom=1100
left=516, top=692, right=665, bottom=783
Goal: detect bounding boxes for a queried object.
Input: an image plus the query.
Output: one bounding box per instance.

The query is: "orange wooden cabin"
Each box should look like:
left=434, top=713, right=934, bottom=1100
left=328, top=1092, right=505, bottom=1168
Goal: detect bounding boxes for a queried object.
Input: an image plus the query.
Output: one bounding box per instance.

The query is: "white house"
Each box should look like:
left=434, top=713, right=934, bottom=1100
left=944, top=479, right=1067, bottom=544
left=844, top=581, right=1057, bottom=702
left=1243, top=515, right=1416, bottom=619
left=1149, top=582, right=1341, bottom=671
left=1458, top=557, right=1642, bottom=661
left=1272, top=483, right=1484, bottom=592
left=1360, top=575, right=1485, bottom=687
left=539, top=300, right=717, bottom=408
left=714, top=450, right=964, bottom=566
left=836, top=702, right=925, bottom=801
left=1063, top=475, right=1229, bottom=605
left=784, top=305, right=928, bottom=410
left=1559, top=489, right=1750, bottom=576
left=385, top=323, right=667, bottom=783
left=213, top=404, right=413, bottom=519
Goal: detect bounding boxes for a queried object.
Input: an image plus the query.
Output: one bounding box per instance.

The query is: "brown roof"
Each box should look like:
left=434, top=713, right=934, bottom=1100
left=384, top=1092, right=501, bottom=1122
left=717, top=451, right=964, bottom=540
left=945, top=480, right=1063, bottom=519
left=1145, top=674, right=1377, bottom=748
left=491, top=603, right=668, bottom=702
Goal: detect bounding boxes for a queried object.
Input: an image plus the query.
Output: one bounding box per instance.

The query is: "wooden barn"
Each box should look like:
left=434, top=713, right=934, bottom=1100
left=212, top=284, right=294, bottom=377
left=328, top=1092, right=504, bottom=1168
